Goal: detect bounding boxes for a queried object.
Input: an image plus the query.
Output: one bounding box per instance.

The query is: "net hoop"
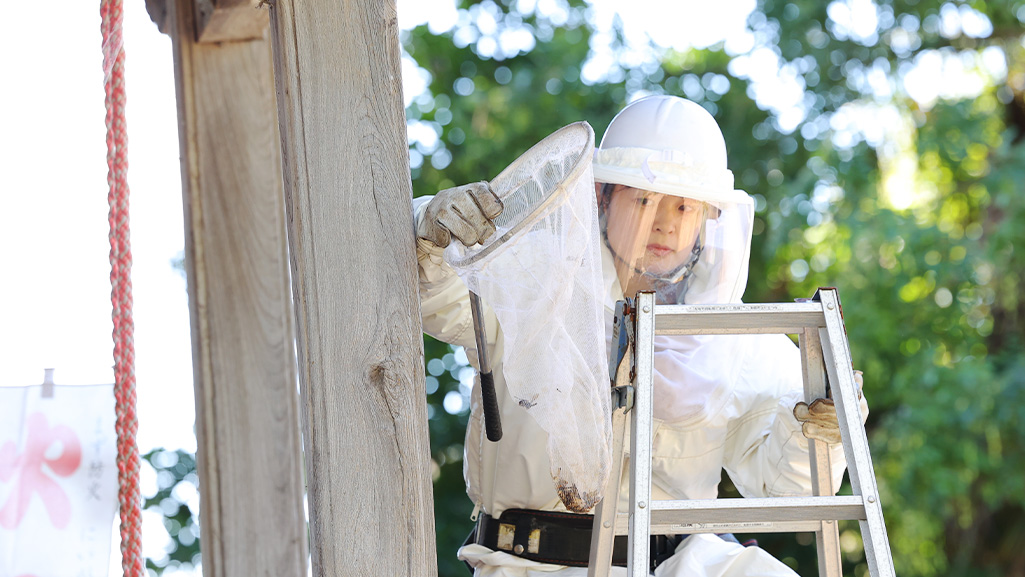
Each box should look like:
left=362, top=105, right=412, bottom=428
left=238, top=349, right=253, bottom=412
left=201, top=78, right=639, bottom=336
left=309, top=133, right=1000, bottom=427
left=446, top=121, right=594, bottom=268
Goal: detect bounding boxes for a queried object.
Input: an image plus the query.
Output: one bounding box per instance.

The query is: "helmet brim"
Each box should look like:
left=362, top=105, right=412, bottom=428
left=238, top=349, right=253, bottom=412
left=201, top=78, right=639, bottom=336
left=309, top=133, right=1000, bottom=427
left=593, top=146, right=752, bottom=206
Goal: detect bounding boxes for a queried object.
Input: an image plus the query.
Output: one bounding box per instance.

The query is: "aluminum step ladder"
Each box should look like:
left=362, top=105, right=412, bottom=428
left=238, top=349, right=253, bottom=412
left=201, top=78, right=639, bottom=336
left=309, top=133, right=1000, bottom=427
left=586, top=288, right=895, bottom=577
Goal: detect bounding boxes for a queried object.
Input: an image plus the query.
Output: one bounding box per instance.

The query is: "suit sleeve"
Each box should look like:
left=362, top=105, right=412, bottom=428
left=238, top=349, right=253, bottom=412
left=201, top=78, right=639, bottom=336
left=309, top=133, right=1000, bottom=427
left=414, top=195, right=499, bottom=353
left=722, top=335, right=847, bottom=498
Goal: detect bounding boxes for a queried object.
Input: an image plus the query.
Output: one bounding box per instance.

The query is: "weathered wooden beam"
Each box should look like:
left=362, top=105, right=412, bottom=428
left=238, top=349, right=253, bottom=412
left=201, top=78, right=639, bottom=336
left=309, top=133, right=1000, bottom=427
left=168, top=0, right=307, bottom=575
left=267, top=0, right=438, bottom=575
left=195, top=0, right=268, bottom=43
left=145, top=0, right=267, bottom=41
left=145, top=0, right=170, bottom=34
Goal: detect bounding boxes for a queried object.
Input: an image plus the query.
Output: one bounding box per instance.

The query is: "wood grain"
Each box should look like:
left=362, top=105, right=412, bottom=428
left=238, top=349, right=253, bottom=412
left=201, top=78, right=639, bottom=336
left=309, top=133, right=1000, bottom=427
left=193, top=0, right=269, bottom=43
left=267, top=0, right=438, bottom=575
left=169, top=0, right=307, bottom=575
left=264, top=0, right=436, bottom=573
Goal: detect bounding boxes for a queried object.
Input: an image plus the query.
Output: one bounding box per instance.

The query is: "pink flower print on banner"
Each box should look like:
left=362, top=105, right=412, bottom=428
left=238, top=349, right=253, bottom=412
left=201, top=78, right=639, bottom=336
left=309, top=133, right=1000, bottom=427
left=0, top=411, right=83, bottom=529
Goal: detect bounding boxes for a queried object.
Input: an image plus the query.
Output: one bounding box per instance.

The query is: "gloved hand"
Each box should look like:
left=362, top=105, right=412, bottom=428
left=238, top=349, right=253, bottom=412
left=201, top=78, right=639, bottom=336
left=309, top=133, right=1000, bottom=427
left=793, top=370, right=869, bottom=445
left=417, top=181, right=503, bottom=249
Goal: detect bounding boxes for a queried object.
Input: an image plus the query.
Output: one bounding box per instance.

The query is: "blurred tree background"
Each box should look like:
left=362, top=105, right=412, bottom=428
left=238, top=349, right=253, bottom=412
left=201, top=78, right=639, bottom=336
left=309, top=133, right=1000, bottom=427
left=146, top=1, right=1025, bottom=576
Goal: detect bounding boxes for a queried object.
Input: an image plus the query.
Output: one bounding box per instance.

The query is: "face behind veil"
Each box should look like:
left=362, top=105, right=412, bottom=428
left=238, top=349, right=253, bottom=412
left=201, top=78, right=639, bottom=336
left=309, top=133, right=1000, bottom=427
left=598, top=183, right=754, bottom=305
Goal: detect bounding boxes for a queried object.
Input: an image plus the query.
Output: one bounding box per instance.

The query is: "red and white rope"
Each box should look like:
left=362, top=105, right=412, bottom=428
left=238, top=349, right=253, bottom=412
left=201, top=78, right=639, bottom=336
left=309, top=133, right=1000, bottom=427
left=100, top=0, right=142, bottom=574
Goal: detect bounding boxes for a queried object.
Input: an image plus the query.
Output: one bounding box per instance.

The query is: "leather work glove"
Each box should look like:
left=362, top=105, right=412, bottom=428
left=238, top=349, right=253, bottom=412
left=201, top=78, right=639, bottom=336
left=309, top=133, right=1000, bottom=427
left=793, top=370, right=869, bottom=445
left=417, top=181, right=503, bottom=249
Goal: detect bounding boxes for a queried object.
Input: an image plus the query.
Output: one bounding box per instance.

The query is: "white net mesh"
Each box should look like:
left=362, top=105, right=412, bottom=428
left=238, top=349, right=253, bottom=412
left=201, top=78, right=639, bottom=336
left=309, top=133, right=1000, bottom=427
left=445, top=122, right=611, bottom=512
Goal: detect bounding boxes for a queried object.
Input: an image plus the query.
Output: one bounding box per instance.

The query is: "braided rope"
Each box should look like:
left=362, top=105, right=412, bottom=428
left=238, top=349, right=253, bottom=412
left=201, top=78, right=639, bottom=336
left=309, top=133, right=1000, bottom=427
left=101, top=0, right=142, bottom=575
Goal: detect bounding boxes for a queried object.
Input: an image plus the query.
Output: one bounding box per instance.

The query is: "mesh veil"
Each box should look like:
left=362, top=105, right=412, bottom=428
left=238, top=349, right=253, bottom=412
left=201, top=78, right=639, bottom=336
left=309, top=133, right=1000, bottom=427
left=445, top=122, right=611, bottom=512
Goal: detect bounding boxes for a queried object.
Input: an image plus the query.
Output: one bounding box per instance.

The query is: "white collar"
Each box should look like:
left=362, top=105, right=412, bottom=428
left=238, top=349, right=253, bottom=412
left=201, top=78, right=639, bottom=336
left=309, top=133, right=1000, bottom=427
left=600, top=242, right=624, bottom=313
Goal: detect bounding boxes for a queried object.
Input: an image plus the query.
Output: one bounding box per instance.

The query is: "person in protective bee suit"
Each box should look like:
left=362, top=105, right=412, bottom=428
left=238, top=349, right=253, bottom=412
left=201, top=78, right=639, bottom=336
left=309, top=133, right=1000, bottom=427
left=413, top=95, right=869, bottom=576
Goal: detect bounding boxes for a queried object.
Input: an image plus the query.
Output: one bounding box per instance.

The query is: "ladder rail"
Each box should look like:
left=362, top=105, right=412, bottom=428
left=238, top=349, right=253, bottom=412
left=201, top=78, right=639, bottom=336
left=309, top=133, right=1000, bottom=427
left=586, top=406, right=627, bottom=577
left=800, top=327, right=843, bottom=577
left=817, top=290, right=896, bottom=577
left=627, top=292, right=657, bottom=577
left=588, top=299, right=634, bottom=577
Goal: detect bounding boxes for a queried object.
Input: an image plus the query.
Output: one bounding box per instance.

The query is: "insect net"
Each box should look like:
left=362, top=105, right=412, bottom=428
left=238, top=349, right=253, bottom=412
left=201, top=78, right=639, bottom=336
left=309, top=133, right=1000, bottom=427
left=444, top=122, right=611, bottom=512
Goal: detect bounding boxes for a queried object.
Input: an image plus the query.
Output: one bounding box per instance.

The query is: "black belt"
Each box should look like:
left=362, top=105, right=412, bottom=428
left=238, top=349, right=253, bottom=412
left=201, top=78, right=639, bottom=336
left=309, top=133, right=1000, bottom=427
left=470, top=508, right=681, bottom=572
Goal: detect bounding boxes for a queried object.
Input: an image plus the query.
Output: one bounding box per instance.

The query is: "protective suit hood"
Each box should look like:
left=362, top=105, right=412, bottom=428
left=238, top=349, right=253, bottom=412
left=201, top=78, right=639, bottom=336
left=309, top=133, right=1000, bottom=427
left=593, top=96, right=754, bottom=305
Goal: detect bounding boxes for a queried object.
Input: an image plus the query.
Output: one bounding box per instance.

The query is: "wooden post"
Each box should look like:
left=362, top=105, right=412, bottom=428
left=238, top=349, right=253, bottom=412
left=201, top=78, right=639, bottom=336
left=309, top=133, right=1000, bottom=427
left=193, top=0, right=269, bottom=43
left=267, top=0, right=438, bottom=575
left=167, top=1, right=307, bottom=575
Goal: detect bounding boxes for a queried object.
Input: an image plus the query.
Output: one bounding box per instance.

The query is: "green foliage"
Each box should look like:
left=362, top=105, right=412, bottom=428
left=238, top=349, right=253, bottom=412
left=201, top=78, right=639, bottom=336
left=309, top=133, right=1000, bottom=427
left=738, top=3, right=1025, bottom=574
left=404, top=1, right=626, bottom=200
left=150, top=1, right=1025, bottom=575
left=422, top=335, right=476, bottom=577
left=143, top=449, right=201, bottom=575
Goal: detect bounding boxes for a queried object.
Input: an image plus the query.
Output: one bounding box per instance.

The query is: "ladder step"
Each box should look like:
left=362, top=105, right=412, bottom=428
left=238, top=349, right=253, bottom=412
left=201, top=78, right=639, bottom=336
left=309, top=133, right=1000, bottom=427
left=652, top=496, right=865, bottom=523
left=653, top=303, right=826, bottom=335
left=616, top=517, right=830, bottom=535
left=611, top=496, right=867, bottom=536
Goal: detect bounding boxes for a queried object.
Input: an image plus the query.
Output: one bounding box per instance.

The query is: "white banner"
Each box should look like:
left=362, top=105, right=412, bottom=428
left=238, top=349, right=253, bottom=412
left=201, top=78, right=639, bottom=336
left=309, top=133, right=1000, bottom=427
left=0, top=384, right=118, bottom=577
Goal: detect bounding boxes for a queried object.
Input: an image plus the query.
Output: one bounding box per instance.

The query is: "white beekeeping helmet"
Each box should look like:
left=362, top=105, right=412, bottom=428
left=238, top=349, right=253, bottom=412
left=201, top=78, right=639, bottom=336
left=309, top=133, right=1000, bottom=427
left=593, top=95, right=755, bottom=305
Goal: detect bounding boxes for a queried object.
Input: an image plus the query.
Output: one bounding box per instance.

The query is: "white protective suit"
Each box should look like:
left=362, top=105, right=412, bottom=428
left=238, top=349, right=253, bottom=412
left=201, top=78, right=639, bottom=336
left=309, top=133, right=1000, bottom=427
left=414, top=194, right=848, bottom=577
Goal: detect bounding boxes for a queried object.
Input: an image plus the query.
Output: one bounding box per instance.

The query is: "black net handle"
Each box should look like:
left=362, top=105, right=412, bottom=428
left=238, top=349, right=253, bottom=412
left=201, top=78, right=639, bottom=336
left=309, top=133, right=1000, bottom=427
left=469, top=291, right=502, bottom=442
